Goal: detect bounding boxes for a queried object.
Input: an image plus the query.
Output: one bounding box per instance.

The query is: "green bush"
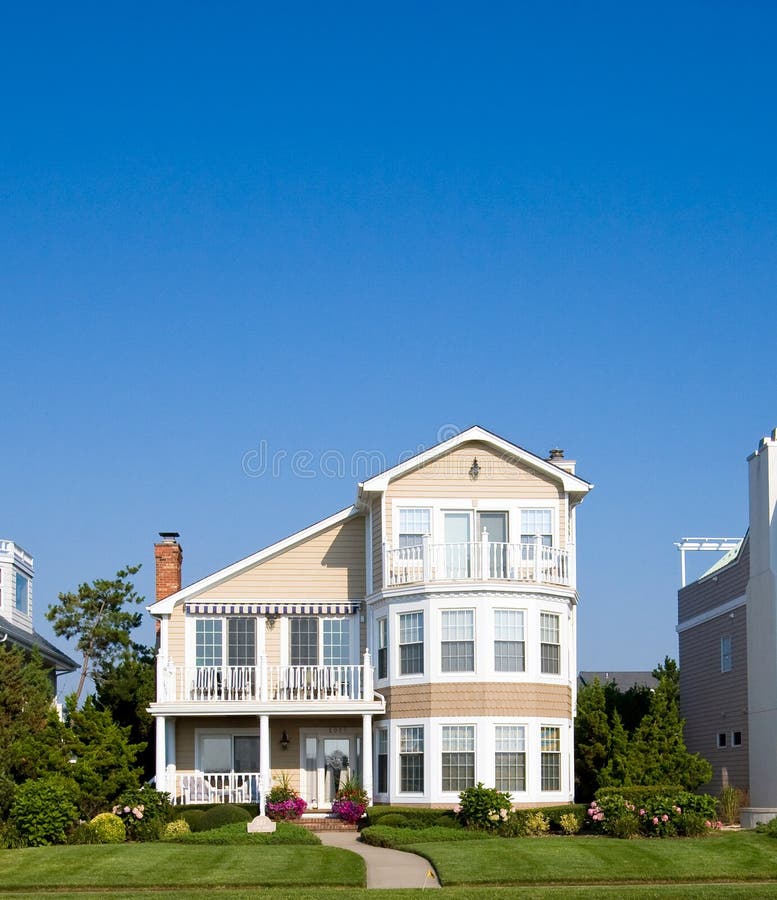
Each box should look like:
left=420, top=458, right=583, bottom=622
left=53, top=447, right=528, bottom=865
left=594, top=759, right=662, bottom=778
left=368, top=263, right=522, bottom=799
left=435, top=813, right=462, bottom=829
left=678, top=811, right=709, bottom=837
left=457, top=783, right=512, bottom=830
left=559, top=812, right=582, bottom=835
left=594, top=785, right=683, bottom=803
left=90, top=812, right=126, bottom=843
left=0, top=773, right=16, bottom=819
left=360, top=824, right=494, bottom=847
left=756, top=817, right=777, bottom=838
left=173, top=821, right=320, bottom=844
left=66, top=823, right=101, bottom=844
left=588, top=790, right=718, bottom=838
left=0, top=820, right=25, bottom=849
left=534, top=804, right=587, bottom=830
left=10, top=776, right=80, bottom=846
left=377, top=813, right=409, bottom=827
left=180, top=809, right=208, bottom=832
left=366, top=806, right=456, bottom=828
left=201, top=803, right=252, bottom=830
left=112, top=785, right=174, bottom=841
left=163, top=819, right=191, bottom=839
left=524, top=811, right=550, bottom=836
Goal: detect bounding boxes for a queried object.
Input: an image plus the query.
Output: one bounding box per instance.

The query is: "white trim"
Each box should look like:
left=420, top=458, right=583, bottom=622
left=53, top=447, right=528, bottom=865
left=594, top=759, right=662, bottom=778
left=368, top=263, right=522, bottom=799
left=676, top=594, right=746, bottom=633
left=358, top=426, right=592, bottom=496
left=148, top=505, right=360, bottom=614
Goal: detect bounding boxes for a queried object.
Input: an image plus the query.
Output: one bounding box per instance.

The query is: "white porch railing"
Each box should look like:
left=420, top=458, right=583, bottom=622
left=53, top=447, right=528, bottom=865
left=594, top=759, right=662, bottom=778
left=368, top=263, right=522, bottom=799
left=171, top=771, right=262, bottom=806
left=157, top=652, right=374, bottom=704
left=384, top=535, right=572, bottom=588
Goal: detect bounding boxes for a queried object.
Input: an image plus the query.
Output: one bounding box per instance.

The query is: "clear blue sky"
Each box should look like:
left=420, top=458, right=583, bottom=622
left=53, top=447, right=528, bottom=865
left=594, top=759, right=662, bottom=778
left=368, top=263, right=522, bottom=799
left=2, top=2, right=776, bottom=694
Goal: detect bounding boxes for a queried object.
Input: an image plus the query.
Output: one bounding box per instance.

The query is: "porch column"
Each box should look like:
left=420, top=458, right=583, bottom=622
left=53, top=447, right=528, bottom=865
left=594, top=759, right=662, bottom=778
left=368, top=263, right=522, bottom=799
left=155, top=716, right=167, bottom=792
left=259, top=715, right=270, bottom=817
left=362, top=714, right=373, bottom=805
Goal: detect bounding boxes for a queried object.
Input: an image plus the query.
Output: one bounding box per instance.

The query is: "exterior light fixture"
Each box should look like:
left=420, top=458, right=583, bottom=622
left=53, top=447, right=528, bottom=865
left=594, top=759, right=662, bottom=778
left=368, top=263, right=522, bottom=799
left=280, top=730, right=290, bottom=750
left=469, top=458, right=480, bottom=480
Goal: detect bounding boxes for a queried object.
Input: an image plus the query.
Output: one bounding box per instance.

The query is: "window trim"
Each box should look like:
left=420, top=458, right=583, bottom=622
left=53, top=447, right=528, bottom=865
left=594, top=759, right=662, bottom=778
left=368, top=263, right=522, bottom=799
left=441, top=724, right=476, bottom=793
left=440, top=608, right=475, bottom=674
left=398, top=725, right=425, bottom=794
left=540, top=612, right=561, bottom=675
left=377, top=616, right=388, bottom=680
left=494, top=724, right=527, bottom=793
left=540, top=725, right=561, bottom=792
left=493, top=608, right=526, bottom=673
left=398, top=610, right=424, bottom=676
left=720, top=635, right=732, bottom=673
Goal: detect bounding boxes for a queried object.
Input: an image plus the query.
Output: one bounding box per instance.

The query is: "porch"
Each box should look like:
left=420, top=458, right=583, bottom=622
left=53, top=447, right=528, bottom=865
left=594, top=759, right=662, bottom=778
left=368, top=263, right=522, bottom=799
left=384, top=535, right=572, bottom=588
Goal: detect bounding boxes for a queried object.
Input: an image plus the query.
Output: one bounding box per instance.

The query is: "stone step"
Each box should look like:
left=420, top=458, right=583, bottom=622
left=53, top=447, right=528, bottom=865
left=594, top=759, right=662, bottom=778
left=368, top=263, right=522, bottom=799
left=295, top=816, right=359, bottom=832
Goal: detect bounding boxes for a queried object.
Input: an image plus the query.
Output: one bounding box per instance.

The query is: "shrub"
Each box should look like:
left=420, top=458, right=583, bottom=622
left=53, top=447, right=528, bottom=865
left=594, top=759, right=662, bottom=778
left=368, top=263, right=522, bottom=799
left=163, top=819, right=191, bottom=839
left=180, top=809, right=208, bottom=832
left=90, top=812, right=126, bottom=843
left=0, top=773, right=16, bottom=819
left=435, top=813, right=462, bottom=829
left=594, top=785, right=683, bottom=803
left=678, top=811, right=709, bottom=837
left=10, top=776, right=80, bottom=846
left=202, top=803, right=252, bottom=831
left=0, top=821, right=25, bottom=849
left=524, top=811, right=550, bottom=836
left=66, top=822, right=101, bottom=845
left=366, top=807, right=451, bottom=828
left=171, top=821, right=320, bottom=844
left=112, top=785, right=173, bottom=841
left=360, top=824, right=494, bottom=848
left=559, top=812, right=582, bottom=835
left=266, top=772, right=307, bottom=821
left=377, top=813, right=409, bottom=827
left=756, top=817, right=777, bottom=838
left=457, top=783, right=512, bottom=830
left=718, top=786, right=744, bottom=825
left=590, top=791, right=719, bottom=838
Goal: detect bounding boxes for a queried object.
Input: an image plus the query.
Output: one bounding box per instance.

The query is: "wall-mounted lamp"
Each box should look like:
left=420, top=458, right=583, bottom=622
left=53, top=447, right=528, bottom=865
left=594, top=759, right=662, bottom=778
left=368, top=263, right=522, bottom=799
left=280, top=730, right=290, bottom=751
left=469, top=458, right=480, bottom=480
left=265, top=614, right=278, bottom=630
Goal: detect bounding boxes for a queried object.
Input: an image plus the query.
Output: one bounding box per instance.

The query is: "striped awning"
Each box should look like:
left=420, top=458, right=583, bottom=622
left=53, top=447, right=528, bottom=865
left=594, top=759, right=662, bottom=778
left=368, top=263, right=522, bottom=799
left=185, top=602, right=360, bottom=616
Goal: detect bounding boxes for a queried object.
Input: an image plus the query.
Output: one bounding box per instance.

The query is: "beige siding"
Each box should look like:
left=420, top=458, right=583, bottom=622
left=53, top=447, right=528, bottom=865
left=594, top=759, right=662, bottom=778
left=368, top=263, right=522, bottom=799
left=168, top=608, right=186, bottom=666
left=379, top=682, right=571, bottom=719
left=385, top=441, right=565, bottom=546
left=371, top=495, right=382, bottom=594
left=680, top=608, right=749, bottom=796
left=679, top=539, right=749, bottom=623
left=201, top=516, right=366, bottom=600
left=264, top=618, right=281, bottom=666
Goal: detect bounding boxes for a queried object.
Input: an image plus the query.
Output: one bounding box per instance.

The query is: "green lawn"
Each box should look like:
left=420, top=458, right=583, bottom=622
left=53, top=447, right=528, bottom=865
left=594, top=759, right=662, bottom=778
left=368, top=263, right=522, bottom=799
left=0, top=843, right=365, bottom=890
left=407, top=831, right=777, bottom=886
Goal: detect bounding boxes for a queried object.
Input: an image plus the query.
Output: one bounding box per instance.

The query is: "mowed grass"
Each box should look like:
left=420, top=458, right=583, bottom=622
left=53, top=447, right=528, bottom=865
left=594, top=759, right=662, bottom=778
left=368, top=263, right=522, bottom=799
left=407, top=831, right=777, bottom=886
left=6, top=887, right=777, bottom=900
left=0, top=843, right=364, bottom=890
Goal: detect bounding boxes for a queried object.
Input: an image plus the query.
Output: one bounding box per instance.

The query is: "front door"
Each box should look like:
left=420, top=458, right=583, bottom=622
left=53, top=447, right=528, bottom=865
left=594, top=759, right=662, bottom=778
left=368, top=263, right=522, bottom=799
left=301, top=731, right=361, bottom=809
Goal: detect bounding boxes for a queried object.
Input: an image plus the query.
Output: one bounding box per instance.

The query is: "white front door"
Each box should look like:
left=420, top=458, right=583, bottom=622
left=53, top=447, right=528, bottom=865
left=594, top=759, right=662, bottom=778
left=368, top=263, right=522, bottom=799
left=301, top=730, right=361, bottom=809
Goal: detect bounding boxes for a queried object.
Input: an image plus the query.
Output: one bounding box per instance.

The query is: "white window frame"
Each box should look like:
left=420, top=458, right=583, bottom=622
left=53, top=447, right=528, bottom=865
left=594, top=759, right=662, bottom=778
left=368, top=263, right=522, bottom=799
left=540, top=725, right=561, bottom=791
left=398, top=610, right=424, bottom=676
left=494, top=725, right=526, bottom=793
left=397, top=507, right=432, bottom=548
left=287, top=615, right=358, bottom=667
left=440, top=609, right=475, bottom=674
left=398, top=725, right=425, bottom=794
left=377, top=616, right=388, bottom=680
left=494, top=609, right=526, bottom=673
left=441, top=724, right=476, bottom=793
left=194, top=727, right=261, bottom=773
left=540, top=612, right=561, bottom=675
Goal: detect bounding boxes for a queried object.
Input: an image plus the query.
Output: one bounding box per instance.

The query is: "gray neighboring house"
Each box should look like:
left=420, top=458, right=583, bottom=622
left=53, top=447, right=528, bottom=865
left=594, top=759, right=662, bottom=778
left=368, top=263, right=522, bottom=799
left=677, top=427, right=777, bottom=827
left=0, top=540, right=77, bottom=690
left=578, top=671, right=658, bottom=691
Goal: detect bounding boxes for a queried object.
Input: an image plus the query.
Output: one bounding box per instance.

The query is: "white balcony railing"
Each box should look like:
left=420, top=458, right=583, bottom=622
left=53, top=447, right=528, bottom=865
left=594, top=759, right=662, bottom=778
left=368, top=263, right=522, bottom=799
left=384, top=535, right=572, bottom=588
left=157, top=652, right=373, bottom=705
left=171, top=771, right=262, bottom=806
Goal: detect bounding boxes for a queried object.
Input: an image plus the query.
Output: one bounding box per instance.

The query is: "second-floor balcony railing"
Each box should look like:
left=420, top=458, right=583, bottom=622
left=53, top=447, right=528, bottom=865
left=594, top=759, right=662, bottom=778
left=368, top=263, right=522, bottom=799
left=156, top=652, right=374, bottom=704
left=384, top=535, right=573, bottom=588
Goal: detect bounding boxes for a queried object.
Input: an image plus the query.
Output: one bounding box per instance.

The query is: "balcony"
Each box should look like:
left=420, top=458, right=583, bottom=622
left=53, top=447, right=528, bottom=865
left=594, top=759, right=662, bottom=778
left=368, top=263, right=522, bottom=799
left=384, top=536, right=573, bottom=589
left=155, top=651, right=378, bottom=707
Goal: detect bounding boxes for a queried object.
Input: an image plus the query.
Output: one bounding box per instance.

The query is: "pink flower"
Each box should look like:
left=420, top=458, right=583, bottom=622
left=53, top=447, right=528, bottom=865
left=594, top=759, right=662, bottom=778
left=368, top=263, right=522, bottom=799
left=652, top=817, right=659, bottom=825
left=124, top=806, right=131, bottom=813
left=662, top=814, right=669, bottom=822
left=639, top=809, right=646, bottom=816
left=705, top=820, right=712, bottom=828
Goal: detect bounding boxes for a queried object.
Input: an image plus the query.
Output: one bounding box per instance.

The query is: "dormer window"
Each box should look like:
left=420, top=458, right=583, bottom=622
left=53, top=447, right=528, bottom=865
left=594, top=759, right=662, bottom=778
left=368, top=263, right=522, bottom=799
left=15, top=572, right=29, bottom=613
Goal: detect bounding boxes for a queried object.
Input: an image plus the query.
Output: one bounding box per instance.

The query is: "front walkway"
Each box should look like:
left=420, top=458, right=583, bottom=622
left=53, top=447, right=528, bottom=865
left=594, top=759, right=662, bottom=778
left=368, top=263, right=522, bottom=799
left=316, top=830, right=440, bottom=889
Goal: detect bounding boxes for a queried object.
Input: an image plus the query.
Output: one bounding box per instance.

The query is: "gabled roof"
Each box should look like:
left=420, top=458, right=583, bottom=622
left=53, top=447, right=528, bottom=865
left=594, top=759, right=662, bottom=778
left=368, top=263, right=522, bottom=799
left=148, top=505, right=361, bottom=615
left=0, top=615, right=78, bottom=673
left=358, top=425, right=593, bottom=496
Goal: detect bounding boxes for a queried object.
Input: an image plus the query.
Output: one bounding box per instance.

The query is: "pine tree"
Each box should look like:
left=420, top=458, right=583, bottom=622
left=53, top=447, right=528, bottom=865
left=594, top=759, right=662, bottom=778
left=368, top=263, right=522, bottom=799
left=574, top=677, right=611, bottom=800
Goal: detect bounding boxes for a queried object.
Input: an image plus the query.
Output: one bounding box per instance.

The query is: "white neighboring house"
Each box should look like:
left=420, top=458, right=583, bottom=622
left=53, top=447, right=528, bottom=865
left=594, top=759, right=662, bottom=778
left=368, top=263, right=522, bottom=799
left=147, top=426, right=593, bottom=809
left=0, top=540, right=77, bottom=691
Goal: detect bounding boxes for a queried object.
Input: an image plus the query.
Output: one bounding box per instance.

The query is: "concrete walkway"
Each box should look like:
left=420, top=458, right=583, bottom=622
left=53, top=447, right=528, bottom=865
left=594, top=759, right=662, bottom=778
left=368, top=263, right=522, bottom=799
left=316, top=829, right=440, bottom=889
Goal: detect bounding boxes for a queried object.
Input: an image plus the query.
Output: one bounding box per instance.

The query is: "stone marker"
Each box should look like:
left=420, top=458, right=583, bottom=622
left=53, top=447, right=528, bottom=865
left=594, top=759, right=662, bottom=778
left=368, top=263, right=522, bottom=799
left=247, top=815, right=276, bottom=833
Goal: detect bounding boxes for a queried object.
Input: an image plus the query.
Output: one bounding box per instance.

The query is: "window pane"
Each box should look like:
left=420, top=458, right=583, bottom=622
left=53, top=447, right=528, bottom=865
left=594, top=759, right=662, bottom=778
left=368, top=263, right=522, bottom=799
left=233, top=735, right=260, bottom=771
left=399, top=726, right=424, bottom=792
left=494, top=610, right=525, bottom=672
left=228, top=618, right=256, bottom=666
left=377, top=618, right=388, bottom=679
left=200, top=735, right=231, bottom=772
left=323, top=618, right=350, bottom=665
left=15, top=573, right=28, bottom=613
left=291, top=617, right=318, bottom=666
left=521, top=509, right=552, bottom=540
left=399, top=509, right=431, bottom=547
left=441, top=724, right=475, bottom=792
left=399, top=612, right=424, bottom=675
left=541, top=726, right=561, bottom=791
left=540, top=613, right=560, bottom=674
left=196, top=619, right=223, bottom=666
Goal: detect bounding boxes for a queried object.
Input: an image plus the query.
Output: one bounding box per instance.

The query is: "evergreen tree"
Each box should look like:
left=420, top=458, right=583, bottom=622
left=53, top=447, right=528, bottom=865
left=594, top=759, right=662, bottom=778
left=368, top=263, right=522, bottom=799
left=46, top=565, right=145, bottom=702
left=624, top=658, right=711, bottom=789
left=598, top=710, right=630, bottom=787
left=574, top=677, right=611, bottom=800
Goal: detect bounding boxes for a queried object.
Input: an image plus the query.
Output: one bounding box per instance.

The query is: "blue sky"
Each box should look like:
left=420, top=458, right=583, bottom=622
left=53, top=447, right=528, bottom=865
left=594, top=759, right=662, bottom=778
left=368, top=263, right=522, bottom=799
left=2, top=2, right=776, bottom=693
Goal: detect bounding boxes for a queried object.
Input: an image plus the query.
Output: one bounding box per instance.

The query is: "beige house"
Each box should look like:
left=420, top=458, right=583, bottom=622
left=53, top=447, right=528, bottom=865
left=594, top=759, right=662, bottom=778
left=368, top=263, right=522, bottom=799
left=148, top=426, right=593, bottom=808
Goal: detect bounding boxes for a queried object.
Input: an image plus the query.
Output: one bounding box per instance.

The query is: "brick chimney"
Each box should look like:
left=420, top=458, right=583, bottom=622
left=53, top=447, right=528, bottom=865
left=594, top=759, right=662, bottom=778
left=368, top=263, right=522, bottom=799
left=154, top=532, right=183, bottom=601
